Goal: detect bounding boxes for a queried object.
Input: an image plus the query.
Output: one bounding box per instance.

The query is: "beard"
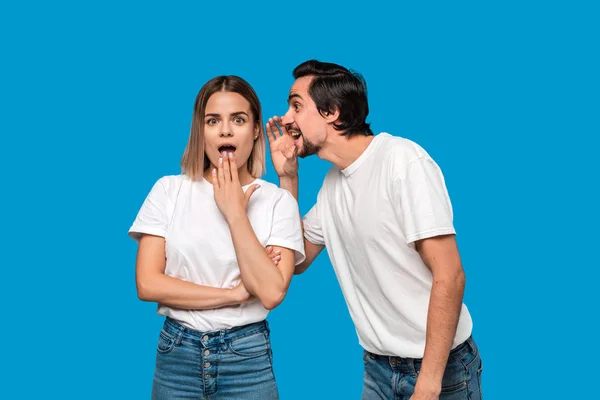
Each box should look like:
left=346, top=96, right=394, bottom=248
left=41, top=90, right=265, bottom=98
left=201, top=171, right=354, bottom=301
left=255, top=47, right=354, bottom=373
left=297, top=138, right=320, bottom=158
left=295, top=133, right=321, bottom=158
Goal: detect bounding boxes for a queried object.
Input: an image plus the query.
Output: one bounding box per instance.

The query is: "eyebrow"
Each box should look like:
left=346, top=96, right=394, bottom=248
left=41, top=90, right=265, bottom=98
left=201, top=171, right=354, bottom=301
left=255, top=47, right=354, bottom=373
left=287, top=93, right=303, bottom=104
left=204, top=111, right=249, bottom=118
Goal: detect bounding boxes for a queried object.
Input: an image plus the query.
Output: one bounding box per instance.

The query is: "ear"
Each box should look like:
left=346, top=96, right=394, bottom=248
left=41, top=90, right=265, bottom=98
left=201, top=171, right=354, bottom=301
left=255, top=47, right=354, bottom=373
left=323, top=108, right=340, bottom=124
left=254, top=122, right=259, bottom=139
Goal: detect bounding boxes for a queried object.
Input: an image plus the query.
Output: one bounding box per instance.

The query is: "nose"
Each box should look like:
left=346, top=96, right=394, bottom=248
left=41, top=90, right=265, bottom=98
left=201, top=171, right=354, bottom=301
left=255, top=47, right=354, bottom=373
left=281, top=109, right=294, bottom=126
left=219, top=129, right=233, bottom=137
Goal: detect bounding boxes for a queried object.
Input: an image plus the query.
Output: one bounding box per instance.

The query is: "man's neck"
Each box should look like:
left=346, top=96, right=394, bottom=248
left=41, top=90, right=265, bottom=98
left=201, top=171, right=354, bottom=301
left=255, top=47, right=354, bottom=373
left=318, top=133, right=375, bottom=170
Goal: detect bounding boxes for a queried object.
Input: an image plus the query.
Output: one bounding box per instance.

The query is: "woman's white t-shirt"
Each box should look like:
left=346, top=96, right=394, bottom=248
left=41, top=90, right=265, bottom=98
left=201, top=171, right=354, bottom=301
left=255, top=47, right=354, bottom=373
left=129, top=174, right=305, bottom=331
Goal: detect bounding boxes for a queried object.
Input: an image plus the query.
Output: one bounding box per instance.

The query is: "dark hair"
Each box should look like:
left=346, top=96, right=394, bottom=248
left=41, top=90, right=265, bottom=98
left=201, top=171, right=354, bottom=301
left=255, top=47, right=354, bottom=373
left=181, top=75, right=266, bottom=180
left=293, top=60, right=373, bottom=137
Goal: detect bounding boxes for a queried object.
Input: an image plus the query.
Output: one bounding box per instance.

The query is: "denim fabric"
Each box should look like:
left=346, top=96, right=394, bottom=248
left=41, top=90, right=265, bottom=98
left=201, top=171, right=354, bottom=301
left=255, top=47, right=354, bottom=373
left=362, top=336, right=483, bottom=399
left=152, top=317, right=278, bottom=400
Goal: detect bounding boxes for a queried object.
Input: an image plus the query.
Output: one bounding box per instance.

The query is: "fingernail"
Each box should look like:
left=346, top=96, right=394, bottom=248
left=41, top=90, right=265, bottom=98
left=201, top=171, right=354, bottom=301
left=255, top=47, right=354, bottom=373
left=228, top=152, right=233, bottom=158
left=219, top=157, right=222, bottom=165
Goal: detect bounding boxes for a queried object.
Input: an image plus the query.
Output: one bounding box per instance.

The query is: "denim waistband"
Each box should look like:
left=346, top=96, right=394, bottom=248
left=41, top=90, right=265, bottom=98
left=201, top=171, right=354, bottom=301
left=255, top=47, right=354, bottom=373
left=365, top=336, right=477, bottom=372
left=162, top=317, right=269, bottom=344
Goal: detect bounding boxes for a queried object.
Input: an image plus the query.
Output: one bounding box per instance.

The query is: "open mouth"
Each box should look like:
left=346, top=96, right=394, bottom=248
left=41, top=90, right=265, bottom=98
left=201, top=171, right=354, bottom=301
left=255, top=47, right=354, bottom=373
left=289, top=130, right=302, bottom=140
left=218, top=144, right=237, bottom=154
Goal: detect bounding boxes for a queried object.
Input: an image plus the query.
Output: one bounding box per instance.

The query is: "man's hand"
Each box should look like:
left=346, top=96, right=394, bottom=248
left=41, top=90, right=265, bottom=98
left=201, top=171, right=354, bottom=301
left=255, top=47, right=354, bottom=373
left=266, top=116, right=298, bottom=178
left=409, top=384, right=440, bottom=400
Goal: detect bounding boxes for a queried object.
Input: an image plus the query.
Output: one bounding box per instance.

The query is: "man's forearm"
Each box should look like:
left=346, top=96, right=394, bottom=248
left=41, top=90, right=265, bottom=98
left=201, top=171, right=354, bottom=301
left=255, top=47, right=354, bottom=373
left=279, top=175, right=298, bottom=200
left=416, top=273, right=465, bottom=394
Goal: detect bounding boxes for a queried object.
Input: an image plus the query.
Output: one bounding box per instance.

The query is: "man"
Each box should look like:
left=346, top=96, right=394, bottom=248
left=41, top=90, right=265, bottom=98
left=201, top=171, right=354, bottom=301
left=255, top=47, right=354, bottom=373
left=266, top=60, right=483, bottom=399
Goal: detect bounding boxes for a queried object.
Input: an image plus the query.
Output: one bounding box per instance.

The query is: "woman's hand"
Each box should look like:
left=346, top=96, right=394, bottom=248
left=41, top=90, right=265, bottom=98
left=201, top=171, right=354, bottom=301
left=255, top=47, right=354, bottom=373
left=230, top=280, right=254, bottom=303
left=212, top=151, right=260, bottom=223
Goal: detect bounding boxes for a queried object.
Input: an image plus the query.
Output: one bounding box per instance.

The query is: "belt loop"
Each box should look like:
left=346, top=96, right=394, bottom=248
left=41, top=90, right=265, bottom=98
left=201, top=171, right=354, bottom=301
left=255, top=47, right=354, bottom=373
left=408, top=358, right=417, bottom=378
left=175, top=329, right=183, bottom=346
left=219, top=330, right=225, bottom=345
left=467, top=336, right=477, bottom=354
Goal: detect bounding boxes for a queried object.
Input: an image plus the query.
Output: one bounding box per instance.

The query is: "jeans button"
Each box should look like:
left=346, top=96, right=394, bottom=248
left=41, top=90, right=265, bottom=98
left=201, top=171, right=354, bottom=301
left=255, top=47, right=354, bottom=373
left=204, top=362, right=211, bottom=368
left=202, top=335, right=209, bottom=342
left=205, top=375, right=211, bottom=380
left=204, top=349, right=210, bottom=356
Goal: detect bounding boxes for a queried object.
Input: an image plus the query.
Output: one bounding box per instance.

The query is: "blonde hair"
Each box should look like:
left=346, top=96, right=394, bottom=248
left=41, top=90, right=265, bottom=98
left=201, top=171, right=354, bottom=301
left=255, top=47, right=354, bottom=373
left=181, top=76, right=266, bottom=181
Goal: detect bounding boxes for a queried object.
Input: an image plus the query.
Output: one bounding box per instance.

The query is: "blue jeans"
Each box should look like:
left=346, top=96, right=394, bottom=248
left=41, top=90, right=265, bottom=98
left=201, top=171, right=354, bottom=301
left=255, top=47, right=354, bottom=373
left=362, top=337, right=483, bottom=399
left=152, top=317, right=278, bottom=400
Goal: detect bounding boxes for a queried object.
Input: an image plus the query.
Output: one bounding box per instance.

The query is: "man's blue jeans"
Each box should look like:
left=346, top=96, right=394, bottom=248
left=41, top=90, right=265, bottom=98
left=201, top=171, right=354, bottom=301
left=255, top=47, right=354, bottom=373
left=362, top=336, right=483, bottom=399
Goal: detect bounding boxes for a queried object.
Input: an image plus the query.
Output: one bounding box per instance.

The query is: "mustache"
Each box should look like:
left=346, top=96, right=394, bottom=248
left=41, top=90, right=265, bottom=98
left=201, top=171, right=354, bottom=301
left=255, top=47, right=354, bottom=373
left=286, top=124, right=301, bottom=133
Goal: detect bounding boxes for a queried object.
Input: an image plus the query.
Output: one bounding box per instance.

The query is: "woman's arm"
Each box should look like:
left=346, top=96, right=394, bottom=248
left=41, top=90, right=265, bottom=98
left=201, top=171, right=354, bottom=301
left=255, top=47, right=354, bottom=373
left=227, top=217, right=296, bottom=310
left=135, top=234, right=252, bottom=309
left=211, top=153, right=297, bottom=310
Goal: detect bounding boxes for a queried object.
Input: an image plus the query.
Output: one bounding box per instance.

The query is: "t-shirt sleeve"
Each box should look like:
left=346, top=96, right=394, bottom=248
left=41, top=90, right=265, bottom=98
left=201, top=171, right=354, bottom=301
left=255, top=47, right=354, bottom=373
left=393, top=157, right=456, bottom=244
left=303, top=200, right=325, bottom=247
left=128, top=178, right=169, bottom=242
left=267, top=190, right=306, bottom=265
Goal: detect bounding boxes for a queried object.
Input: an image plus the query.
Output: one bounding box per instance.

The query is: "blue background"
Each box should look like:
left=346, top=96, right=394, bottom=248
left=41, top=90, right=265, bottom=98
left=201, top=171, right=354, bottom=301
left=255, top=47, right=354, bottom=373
left=1, top=1, right=598, bottom=398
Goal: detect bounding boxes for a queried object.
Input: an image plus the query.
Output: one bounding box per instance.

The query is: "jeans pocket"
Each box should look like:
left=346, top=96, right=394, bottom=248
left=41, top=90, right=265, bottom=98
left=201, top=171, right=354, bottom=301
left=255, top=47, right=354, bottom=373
left=228, top=331, right=268, bottom=357
left=441, top=380, right=468, bottom=395
left=157, top=330, right=176, bottom=354
left=440, top=357, right=469, bottom=395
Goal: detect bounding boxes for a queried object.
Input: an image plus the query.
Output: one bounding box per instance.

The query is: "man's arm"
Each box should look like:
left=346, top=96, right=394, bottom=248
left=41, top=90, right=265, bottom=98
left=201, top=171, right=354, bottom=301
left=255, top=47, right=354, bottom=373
left=295, top=239, right=324, bottom=274
left=279, top=175, right=298, bottom=200
left=279, top=174, right=325, bottom=274
left=412, top=234, right=466, bottom=399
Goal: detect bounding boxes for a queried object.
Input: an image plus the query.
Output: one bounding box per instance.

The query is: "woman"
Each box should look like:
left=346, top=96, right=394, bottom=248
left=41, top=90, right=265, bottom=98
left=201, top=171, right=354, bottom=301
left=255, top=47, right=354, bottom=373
left=128, top=76, right=305, bottom=399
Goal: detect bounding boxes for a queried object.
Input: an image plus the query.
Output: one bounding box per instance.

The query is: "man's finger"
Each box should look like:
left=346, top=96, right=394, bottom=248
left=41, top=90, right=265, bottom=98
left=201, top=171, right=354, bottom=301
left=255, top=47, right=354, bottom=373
left=267, top=118, right=278, bottom=143
left=274, top=116, right=290, bottom=137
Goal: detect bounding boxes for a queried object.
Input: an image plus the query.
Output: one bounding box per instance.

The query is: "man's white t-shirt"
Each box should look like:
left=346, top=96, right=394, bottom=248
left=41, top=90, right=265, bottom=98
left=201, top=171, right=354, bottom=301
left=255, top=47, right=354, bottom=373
left=303, top=133, right=473, bottom=358
left=129, top=174, right=305, bottom=331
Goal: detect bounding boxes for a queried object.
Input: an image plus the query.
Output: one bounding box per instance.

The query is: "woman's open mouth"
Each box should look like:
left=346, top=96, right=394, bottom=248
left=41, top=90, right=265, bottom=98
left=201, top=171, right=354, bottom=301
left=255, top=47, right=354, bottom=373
left=218, top=144, right=237, bottom=154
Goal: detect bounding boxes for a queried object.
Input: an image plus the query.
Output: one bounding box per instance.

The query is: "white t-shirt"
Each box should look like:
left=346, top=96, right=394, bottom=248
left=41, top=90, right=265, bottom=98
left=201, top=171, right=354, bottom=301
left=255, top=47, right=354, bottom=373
left=303, top=133, right=473, bottom=358
left=129, top=174, right=305, bottom=331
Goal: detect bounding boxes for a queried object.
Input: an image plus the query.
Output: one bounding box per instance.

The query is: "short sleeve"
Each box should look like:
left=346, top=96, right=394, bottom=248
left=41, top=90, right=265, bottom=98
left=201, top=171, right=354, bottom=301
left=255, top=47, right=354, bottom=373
left=303, top=201, right=325, bottom=246
left=267, top=191, right=306, bottom=265
left=393, top=157, right=456, bottom=244
left=128, top=178, right=169, bottom=242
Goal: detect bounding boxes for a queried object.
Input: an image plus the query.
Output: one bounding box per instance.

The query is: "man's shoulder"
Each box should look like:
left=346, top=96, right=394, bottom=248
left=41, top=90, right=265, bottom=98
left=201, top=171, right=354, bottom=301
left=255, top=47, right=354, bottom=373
left=375, top=132, right=432, bottom=171
left=377, top=132, right=429, bottom=158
